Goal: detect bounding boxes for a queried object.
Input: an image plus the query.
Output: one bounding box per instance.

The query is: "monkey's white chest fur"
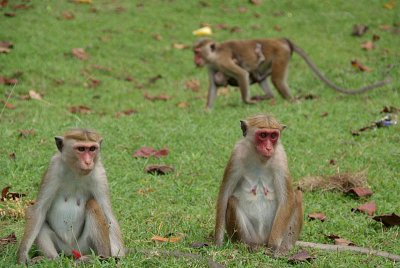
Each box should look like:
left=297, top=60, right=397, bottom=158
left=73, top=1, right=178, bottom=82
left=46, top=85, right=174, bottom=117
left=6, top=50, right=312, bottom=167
left=47, top=184, right=90, bottom=245
left=233, top=167, right=278, bottom=244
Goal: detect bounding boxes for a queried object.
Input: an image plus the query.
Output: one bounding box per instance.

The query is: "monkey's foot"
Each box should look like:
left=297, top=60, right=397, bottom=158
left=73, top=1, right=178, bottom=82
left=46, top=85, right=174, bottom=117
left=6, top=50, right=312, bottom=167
left=29, top=256, right=46, bottom=264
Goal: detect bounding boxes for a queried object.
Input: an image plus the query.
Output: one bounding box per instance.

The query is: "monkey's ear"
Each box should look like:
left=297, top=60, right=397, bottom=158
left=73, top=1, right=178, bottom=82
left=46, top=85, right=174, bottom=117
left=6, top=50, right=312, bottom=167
left=210, top=42, right=216, bottom=51
left=55, top=136, right=64, bottom=152
left=98, top=139, right=103, bottom=148
left=281, top=125, right=287, bottom=131
left=240, top=120, right=248, bottom=137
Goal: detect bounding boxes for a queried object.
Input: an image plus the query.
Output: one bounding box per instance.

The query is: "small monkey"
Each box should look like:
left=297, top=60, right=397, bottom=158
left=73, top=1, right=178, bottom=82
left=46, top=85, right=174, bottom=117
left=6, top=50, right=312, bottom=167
left=193, top=38, right=390, bottom=109
left=17, top=128, right=124, bottom=264
left=215, top=114, right=303, bottom=255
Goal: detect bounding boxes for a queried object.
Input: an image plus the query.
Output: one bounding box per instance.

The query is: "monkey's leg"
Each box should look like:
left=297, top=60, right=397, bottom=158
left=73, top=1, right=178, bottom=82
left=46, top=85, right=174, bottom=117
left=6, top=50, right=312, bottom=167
left=270, top=56, right=293, bottom=100
left=226, top=196, right=260, bottom=246
left=77, top=199, right=111, bottom=257
left=257, top=79, right=274, bottom=99
left=277, top=191, right=303, bottom=255
left=35, top=223, right=62, bottom=259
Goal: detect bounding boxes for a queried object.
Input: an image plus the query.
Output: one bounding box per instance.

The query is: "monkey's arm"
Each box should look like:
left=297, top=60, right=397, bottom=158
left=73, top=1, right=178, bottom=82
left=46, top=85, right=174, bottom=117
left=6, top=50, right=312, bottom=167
left=17, top=166, right=59, bottom=263
left=267, top=175, right=295, bottom=251
left=92, top=173, right=125, bottom=257
left=215, top=153, right=242, bottom=246
left=206, top=68, right=218, bottom=109
left=219, top=60, right=254, bottom=104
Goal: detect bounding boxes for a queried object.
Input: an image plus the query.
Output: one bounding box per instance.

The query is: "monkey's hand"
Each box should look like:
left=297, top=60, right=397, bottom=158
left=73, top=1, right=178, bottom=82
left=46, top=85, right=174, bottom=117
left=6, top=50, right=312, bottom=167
left=17, top=250, right=29, bottom=264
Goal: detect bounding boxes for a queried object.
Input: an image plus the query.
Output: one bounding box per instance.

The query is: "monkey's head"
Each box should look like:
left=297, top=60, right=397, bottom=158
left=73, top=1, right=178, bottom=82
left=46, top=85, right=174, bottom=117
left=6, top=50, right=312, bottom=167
left=240, top=114, right=285, bottom=159
left=193, top=38, right=216, bottom=67
left=55, top=128, right=102, bottom=175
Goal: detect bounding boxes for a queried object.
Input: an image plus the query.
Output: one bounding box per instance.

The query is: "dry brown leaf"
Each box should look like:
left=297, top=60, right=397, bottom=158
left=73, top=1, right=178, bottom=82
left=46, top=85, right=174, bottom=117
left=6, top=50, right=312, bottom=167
left=372, top=213, right=400, bottom=227
left=61, top=10, right=74, bottom=20
left=372, top=34, right=381, bottom=42
left=28, top=90, right=43, bottom=100
left=115, top=109, right=138, bottom=117
left=145, top=164, right=174, bottom=175
left=18, top=129, right=36, bottom=138
left=0, top=76, right=18, bottom=85
left=361, top=40, right=374, bottom=51
left=9, top=152, right=16, bottom=161
left=68, top=105, right=91, bottom=114
left=273, top=25, right=282, bottom=32
left=152, top=34, right=162, bottom=41
left=185, top=79, right=200, bottom=92
left=383, top=1, right=396, bottom=9
left=250, top=0, right=262, bottom=5
left=351, top=59, right=372, bottom=72
left=72, top=48, right=89, bottom=60
left=334, top=238, right=355, bottom=246
left=346, top=187, right=373, bottom=197
left=0, top=41, right=13, bottom=53
left=151, top=235, right=182, bottom=243
left=1, top=100, right=15, bottom=109
left=133, top=147, right=169, bottom=158
left=176, top=102, right=189, bottom=108
left=352, top=24, right=368, bottom=36
left=287, top=250, right=315, bottom=263
left=379, top=25, right=392, bottom=31
left=217, top=87, right=230, bottom=96
left=136, top=188, right=155, bottom=195
left=352, top=201, right=376, bottom=216
left=144, top=92, right=171, bottom=101
left=85, top=78, right=101, bottom=88
left=172, top=43, right=189, bottom=50
left=0, top=232, right=17, bottom=245
left=308, top=212, right=326, bottom=222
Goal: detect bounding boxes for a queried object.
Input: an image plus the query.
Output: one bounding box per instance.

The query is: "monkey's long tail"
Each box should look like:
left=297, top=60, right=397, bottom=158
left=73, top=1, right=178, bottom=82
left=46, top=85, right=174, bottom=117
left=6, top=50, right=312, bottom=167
left=288, top=40, right=391, bottom=94
left=296, top=241, right=400, bottom=262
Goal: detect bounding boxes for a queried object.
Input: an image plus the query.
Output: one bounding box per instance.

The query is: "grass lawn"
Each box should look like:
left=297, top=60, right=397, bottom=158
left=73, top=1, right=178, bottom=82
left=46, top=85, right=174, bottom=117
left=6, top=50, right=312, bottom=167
left=1, top=0, right=399, bottom=267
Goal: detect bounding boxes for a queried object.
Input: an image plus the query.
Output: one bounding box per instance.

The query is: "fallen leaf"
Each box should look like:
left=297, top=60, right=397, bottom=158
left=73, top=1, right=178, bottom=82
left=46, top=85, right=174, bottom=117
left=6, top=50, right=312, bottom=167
left=190, top=242, right=209, bottom=248
left=145, top=164, right=174, bottom=175
left=334, top=238, right=355, bottom=246
left=308, top=212, right=326, bottom=222
left=151, top=235, right=182, bottom=243
left=1, top=186, right=11, bottom=200
left=346, top=187, right=373, bottom=197
left=115, top=6, right=125, bottom=13
left=238, top=7, right=247, bottom=13
left=28, top=90, right=43, bottom=100
left=250, top=95, right=272, bottom=101
left=152, top=34, right=162, bottom=41
left=273, top=25, right=282, bottom=32
left=383, top=1, right=395, bottom=9
left=372, top=213, right=400, bottom=227
left=372, top=34, right=380, bottom=42
left=185, top=79, right=200, bottom=92
left=1, top=100, right=15, bottom=109
left=250, top=0, right=262, bottom=5
left=9, top=152, right=16, bottom=160
left=172, top=43, right=189, bottom=50
left=379, top=25, right=392, bottom=31
left=61, top=11, right=74, bottom=20
left=352, top=24, right=368, bottom=36
left=0, top=76, right=18, bottom=85
left=133, top=147, right=169, bottom=158
left=0, top=41, right=13, bottom=53
left=0, top=0, right=8, bottom=8
left=18, top=129, right=35, bottom=138
left=147, top=74, right=162, bottom=84
left=0, top=232, right=17, bottom=245
left=230, top=26, right=242, bottom=33
left=115, top=109, right=137, bottom=117
left=361, top=40, right=374, bottom=51
left=381, top=106, right=400, bottom=113
left=13, top=4, right=30, bottom=10
left=329, top=159, right=336, bottom=165
left=351, top=59, right=372, bottom=72
left=144, top=92, right=171, bottom=101
left=176, top=102, right=189, bottom=108
left=72, top=48, right=89, bottom=60
left=321, top=112, right=329, bottom=117
left=68, top=105, right=91, bottom=114
left=287, top=250, right=315, bottom=263
left=85, top=78, right=101, bottom=88
left=352, top=201, right=376, bottom=216
left=4, top=12, right=16, bottom=17
left=217, top=87, right=230, bottom=96
left=136, top=188, right=155, bottom=195
left=74, top=0, right=92, bottom=3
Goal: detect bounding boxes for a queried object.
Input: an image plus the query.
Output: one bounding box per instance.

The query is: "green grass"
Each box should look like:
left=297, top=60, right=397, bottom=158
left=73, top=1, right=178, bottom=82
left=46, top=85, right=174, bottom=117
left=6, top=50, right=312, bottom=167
left=1, top=0, right=399, bottom=267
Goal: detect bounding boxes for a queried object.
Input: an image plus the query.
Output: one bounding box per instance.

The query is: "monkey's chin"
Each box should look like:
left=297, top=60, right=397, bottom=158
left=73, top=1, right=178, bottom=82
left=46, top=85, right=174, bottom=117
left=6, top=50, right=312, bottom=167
left=79, top=168, right=93, bottom=176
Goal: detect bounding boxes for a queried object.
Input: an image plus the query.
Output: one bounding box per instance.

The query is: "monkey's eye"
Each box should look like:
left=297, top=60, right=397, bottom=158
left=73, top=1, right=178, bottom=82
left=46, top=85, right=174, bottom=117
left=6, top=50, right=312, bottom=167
left=270, top=132, right=278, bottom=139
left=89, top=146, right=97, bottom=152
left=77, top=147, right=85, bottom=152
left=259, top=132, right=268, bottom=138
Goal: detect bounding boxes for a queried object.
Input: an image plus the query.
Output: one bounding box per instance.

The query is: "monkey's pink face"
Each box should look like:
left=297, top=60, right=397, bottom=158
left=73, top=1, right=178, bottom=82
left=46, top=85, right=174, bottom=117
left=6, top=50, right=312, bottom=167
left=73, top=142, right=99, bottom=174
left=255, top=129, right=280, bottom=159
left=193, top=47, right=205, bottom=67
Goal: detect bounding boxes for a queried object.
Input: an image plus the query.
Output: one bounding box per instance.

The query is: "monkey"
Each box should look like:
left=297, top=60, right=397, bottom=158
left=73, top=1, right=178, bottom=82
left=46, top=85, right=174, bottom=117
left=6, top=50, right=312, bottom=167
left=193, top=38, right=391, bottom=109
left=214, top=114, right=303, bottom=256
left=17, top=128, right=125, bottom=264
